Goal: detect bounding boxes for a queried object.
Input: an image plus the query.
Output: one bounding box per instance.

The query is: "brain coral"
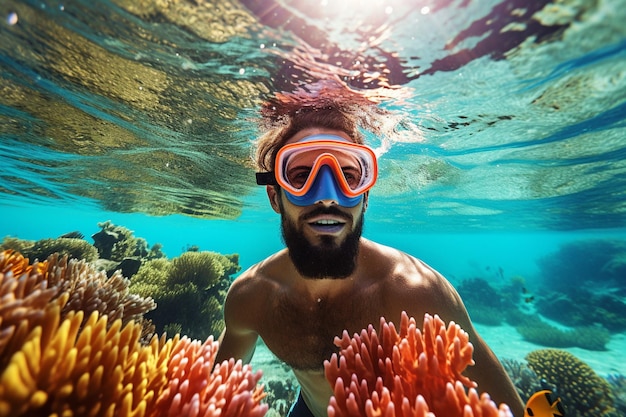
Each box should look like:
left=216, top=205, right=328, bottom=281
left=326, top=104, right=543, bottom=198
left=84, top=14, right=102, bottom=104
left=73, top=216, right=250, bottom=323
left=324, top=312, right=513, bottom=417
left=525, top=349, right=616, bottom=417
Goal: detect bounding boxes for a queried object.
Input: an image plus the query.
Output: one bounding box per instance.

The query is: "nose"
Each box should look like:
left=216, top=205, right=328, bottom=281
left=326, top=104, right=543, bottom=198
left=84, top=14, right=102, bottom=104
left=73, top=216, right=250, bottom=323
left=310, top=166, right=341, bottom=205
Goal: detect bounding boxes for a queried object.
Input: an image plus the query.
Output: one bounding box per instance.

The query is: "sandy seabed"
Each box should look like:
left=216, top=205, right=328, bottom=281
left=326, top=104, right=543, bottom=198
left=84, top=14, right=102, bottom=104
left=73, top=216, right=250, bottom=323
left=475, top=322, right=626, bottom=377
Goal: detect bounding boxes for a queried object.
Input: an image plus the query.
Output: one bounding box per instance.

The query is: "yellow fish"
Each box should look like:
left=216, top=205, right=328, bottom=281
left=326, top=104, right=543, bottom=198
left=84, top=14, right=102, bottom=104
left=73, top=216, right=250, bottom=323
left=524, top=390, right=564, bottom=417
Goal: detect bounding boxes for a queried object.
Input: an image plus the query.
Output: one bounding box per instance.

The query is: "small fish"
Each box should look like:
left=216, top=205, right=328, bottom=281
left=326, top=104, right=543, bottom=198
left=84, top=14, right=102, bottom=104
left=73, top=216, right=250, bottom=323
left=525, top=296, right=535, bottom=303
left=524, top=390, right=564, bottom=417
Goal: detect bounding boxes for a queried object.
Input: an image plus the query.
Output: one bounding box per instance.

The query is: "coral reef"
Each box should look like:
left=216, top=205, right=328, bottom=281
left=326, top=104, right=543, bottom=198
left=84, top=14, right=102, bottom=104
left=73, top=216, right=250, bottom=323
left=92, top=220, right=150, bottom=262
left=0, top=250, right=156, bottom=369
left=537, top=239, right=626, bottom=296
left=0, top=250, right=267, bottom=417
left=2, top=221, right=167, bottom=279
left=324, top=312, right=513, bottom=417
left=130, top=251, right=241, bottom=340
left=535, top=288, right=626, bottom=332
left=525, top=349, right=616, bottom=417
left=456, top=277, right=507, bottom=326
left=515, top=314, right=610, bottom=351
left=262, top=377, right=298, bottom=417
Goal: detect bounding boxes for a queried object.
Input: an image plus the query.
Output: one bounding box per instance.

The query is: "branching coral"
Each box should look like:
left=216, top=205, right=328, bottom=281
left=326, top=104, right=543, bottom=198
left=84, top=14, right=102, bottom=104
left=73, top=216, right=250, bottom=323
left=0, top=310, right=268, bottom=417
left=44, top=252, right=156, bottom=328
left=0, top=310, right=153, bottom=416
left=324, top=312, right=512, bottom=417
left=0, top=251, right=65, bottom=370
left=526, top=349, right=616, bottom=417
left=0, top=250, right=267, bottom=417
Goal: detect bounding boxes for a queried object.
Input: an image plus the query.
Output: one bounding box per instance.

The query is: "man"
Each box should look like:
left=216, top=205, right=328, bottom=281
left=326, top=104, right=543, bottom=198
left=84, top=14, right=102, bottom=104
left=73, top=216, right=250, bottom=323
left=215, top=106, right=524, bottom=417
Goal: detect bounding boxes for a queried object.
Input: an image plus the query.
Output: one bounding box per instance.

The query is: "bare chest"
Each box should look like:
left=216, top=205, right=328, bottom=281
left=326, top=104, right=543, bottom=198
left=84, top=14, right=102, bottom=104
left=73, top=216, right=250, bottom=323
left=258, top=289, right=384, bottom=371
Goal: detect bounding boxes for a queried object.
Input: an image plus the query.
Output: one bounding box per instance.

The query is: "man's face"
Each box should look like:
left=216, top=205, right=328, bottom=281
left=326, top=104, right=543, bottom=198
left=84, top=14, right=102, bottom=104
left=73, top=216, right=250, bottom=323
left=268, top=128, right=368, bottom=279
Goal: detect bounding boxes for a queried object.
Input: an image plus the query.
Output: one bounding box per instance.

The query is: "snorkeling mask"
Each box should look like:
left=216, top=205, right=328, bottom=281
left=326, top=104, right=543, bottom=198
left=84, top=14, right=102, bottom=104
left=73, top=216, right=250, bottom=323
left=256, top=134, right=378, bottom=207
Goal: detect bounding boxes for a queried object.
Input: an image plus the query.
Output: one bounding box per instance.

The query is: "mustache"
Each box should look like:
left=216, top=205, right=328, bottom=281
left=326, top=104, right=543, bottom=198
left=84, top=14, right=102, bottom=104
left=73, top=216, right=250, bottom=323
left=302, top=205, right=352, bottom=222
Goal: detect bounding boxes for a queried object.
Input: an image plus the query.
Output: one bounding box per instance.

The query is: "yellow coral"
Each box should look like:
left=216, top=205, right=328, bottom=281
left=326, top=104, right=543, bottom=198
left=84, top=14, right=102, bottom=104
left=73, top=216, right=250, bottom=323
left=0, top=250, right=266, bottom=417
left=0, top=310, right=162, bottom=417
left=526, top=349, right=615, bottom=417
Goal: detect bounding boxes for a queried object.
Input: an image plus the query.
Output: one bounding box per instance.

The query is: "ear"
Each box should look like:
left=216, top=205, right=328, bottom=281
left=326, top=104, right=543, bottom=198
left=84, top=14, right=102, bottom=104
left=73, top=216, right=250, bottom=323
left=267, top=186, right=281, bottom=213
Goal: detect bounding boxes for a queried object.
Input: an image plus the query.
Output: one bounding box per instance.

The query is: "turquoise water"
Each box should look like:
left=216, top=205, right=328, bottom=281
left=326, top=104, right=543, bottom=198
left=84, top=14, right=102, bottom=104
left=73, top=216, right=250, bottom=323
left=1, top=0, right=626, bottom=412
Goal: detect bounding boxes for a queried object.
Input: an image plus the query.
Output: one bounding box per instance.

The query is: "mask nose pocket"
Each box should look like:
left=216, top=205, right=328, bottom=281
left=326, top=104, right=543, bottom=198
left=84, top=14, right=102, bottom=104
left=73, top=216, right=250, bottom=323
left=285, top=165, right=362, bottom=207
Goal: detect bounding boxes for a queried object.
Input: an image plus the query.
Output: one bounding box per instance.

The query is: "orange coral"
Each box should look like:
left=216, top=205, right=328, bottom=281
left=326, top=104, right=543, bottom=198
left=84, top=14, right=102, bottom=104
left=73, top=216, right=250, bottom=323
left=324, top=312, right=513, bottom=417
left=0, top=249, right=47, bottom=276
left=0, top=250, right=268, bottom=417
left=0, top=251, right=66, bottom=370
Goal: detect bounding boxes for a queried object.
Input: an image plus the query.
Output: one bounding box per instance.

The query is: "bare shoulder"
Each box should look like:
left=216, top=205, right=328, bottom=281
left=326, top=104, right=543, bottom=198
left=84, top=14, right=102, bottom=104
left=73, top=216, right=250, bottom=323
left=362, top=239, right=467, bottom=325
left=223, top=250, right=288, bottom=327
left=363, top=239, right=446, bottom=286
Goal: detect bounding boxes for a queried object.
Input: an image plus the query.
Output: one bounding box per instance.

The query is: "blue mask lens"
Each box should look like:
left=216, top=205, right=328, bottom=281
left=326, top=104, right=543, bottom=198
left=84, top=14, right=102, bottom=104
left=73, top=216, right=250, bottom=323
left=284, top=165, right=362, bottom=207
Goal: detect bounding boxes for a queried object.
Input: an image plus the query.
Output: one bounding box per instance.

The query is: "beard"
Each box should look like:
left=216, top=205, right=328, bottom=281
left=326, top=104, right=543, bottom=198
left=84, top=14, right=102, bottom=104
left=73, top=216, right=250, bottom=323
left=280, top=203, right=364, bottom=279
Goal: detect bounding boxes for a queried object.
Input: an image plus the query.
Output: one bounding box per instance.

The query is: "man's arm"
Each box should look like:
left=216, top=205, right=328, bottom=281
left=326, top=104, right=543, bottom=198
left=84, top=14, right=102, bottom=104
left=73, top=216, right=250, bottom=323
left=432, top=277, right=525, bottom=416
left=214, top=277, right=260, bottom=366
left=464, top=327, right=524, bottom=416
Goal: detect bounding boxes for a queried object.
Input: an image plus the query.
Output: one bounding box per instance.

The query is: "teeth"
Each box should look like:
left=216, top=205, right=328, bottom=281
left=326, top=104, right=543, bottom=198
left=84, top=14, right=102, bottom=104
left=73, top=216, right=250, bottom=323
left=315, top=220, right=340, bottom=225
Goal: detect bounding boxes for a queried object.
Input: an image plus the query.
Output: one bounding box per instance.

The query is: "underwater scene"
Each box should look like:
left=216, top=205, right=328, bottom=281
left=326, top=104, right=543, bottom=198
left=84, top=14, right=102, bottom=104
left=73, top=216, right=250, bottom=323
left=1, top=0, right=625, bottom=416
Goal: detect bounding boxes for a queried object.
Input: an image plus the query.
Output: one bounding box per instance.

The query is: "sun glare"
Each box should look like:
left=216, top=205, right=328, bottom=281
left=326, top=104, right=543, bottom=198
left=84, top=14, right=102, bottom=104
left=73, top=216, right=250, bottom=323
left=294, top=0, right=403, bottom=21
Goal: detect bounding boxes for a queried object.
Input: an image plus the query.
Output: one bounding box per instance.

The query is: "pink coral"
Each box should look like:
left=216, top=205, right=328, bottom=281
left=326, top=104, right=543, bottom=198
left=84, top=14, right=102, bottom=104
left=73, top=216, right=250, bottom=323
left=150, top=335, right=268, bottom=417
left=324, top=312, right=513, bottom=417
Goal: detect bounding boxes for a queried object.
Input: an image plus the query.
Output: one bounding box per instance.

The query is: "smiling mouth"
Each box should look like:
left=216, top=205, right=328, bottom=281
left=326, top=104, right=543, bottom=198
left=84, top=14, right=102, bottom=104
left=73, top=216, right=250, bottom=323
left=308, top=218, right=346, bottom=233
